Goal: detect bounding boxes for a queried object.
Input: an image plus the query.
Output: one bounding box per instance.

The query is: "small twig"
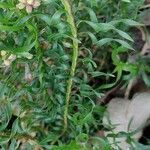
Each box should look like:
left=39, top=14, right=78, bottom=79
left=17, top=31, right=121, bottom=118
left=140, top=4, right=150, bottom=10
left=97, top=82, right=123, bottom=105
left=124, top=78, right=136, bottom=99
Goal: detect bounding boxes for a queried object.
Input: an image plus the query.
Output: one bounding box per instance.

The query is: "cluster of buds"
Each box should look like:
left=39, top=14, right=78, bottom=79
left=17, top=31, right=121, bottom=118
left=16, top=0, right=40, bottom=13
left=1, top=50, right=16, bottom=67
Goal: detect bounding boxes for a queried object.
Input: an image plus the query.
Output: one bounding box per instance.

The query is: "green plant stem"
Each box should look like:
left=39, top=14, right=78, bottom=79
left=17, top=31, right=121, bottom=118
left=61, top=0, right=78, bottom=133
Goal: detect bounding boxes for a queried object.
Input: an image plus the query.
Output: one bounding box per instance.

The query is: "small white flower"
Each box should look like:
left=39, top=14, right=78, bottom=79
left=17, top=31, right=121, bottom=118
left=16, top=0, right=40, bottom=13
left=3, top=60, right=11, bottom=66
left=33, top=0, right=40, bottom=8
left=27, top=0, right=34, bottom=5
left=19, top=0, right=27, bottom=3
left=1, top=51, right=16, bottom=67
left=1, top=50, right=7, bottom=56
left=25, top=64, right=33, bottom=82
left=26, top=5, right=33, bottom=13
left=16, top=3, right=26, bottom=9
left=8, top=54, right=16, bottom=61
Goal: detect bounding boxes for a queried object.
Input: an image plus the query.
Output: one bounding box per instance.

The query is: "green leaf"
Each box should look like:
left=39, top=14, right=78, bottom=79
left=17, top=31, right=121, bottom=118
left=83, top=21, right=115, bottom=32
left=0, top=2, right=14, bottom=9
left=114, top=29, right=134, bottom=42
left=121, top=0, right=131, bottom=3
left=12, top=41, right=35, bottom=54
left=114, top=39, right=134, bottom=50
left=85, top=7, right=98, bottom=23
left=36, top=11, right=64, bottom=26
left=110, top=19, right=143, bottom=26
left=89, top=71, right=115, bottom=78
left=0, top=24, right=23, bottom=31
left=0, top=99, right=12, bottom=131
left=86, top=32, right=98, bottom=43
left=98, top=66, right=122, bottom=89
left=142, top=72, right=150, bottom=87
left=52, top=141, right=82, bottom=150
left=96, top=38, right=133, bottom=50
left=96, top=38, right=113, bottom=46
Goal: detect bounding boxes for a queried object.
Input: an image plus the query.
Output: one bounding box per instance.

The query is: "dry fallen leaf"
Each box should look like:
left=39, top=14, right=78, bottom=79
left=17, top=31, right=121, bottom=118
left=103, top=91, right=150, bottom=150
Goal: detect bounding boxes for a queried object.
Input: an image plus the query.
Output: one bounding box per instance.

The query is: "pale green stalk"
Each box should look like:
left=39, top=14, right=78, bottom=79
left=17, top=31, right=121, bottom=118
left=61, top=0, right=79, bottom=133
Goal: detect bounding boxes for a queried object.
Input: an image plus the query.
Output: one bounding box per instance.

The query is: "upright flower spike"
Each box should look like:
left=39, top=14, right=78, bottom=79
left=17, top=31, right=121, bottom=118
left=16, top=0, right=40, bottom=13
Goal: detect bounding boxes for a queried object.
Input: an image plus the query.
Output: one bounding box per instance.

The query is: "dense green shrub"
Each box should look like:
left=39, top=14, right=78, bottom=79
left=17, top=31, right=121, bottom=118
left=0, top=0, right=149, bottom=149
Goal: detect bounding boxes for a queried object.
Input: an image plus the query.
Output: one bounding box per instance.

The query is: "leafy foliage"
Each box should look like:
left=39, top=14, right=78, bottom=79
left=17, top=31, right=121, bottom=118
left=0, top=0, right=148, bottom=149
